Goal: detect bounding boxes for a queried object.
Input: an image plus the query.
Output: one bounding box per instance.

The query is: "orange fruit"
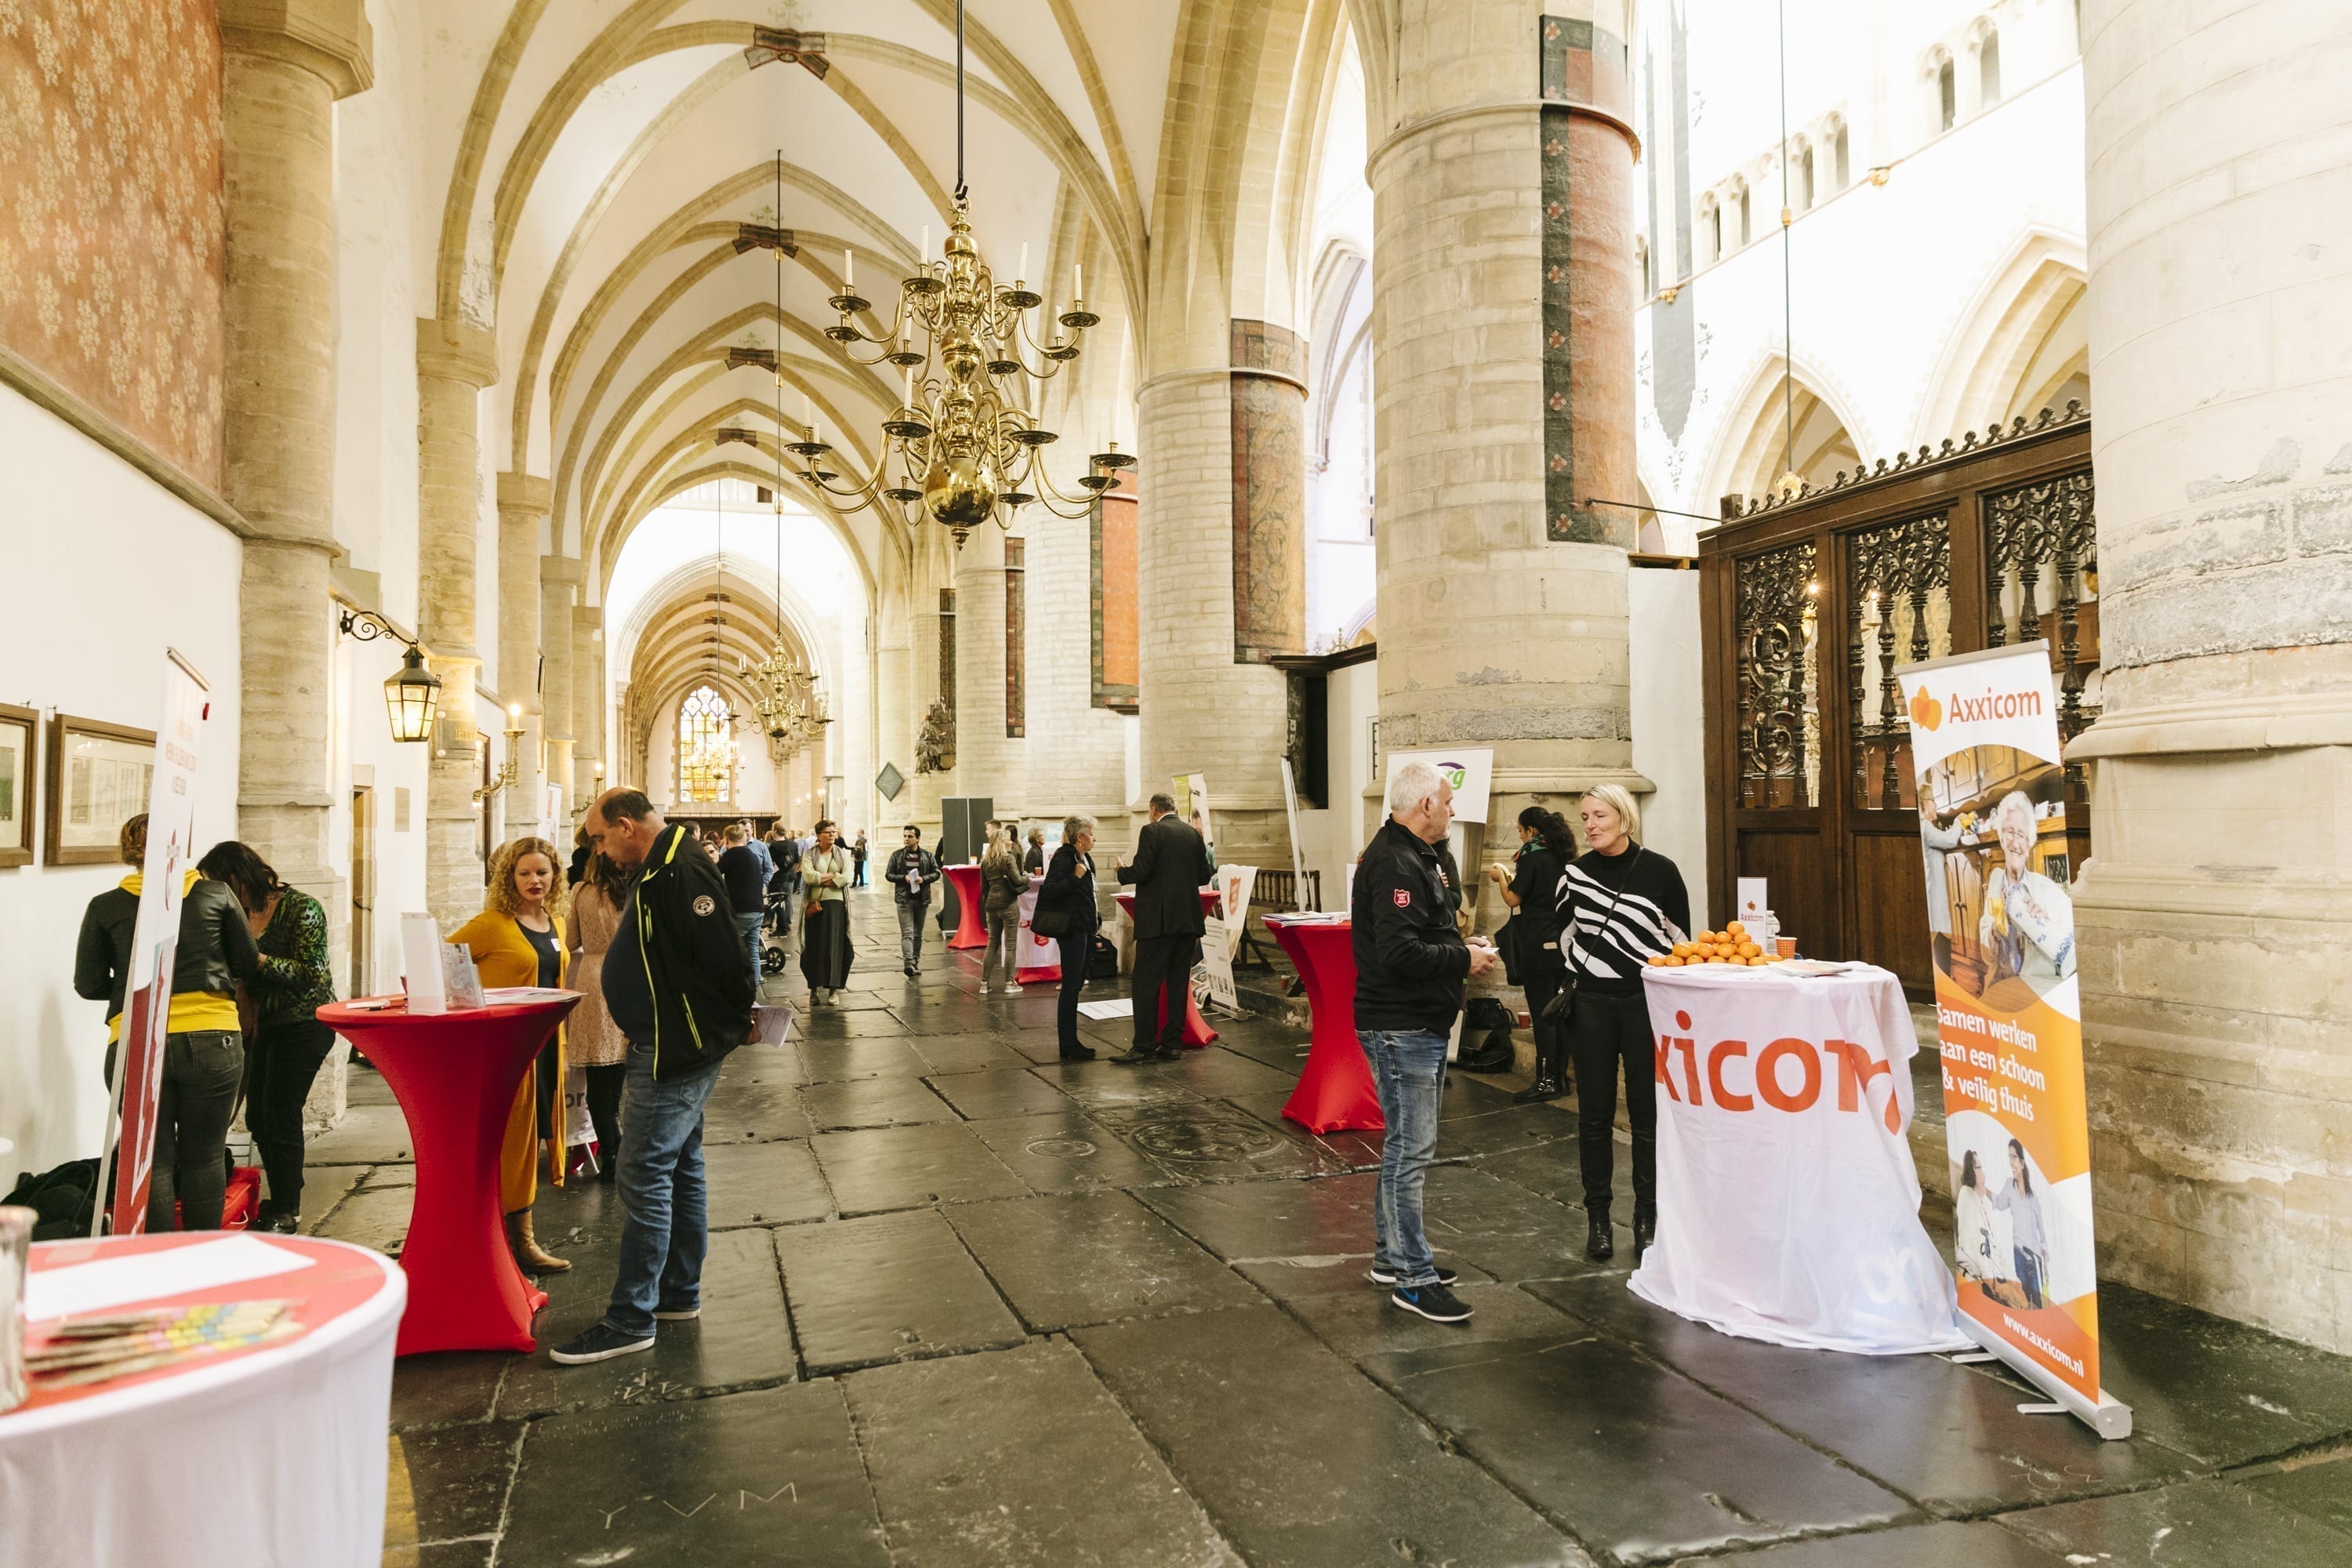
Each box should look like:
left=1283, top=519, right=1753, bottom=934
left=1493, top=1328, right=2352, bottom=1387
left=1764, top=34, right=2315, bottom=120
left=1727, top=920, right=1747, bottom=938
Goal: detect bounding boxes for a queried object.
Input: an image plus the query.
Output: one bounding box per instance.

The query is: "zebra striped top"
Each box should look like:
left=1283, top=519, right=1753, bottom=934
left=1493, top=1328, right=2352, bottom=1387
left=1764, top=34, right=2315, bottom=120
left=1554, top=845, right=1693, bottom=996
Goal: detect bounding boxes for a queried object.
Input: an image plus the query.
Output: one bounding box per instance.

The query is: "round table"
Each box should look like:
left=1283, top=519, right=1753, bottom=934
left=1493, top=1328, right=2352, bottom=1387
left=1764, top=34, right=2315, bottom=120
left=1263, top=915, right=1384, bottom=1134
left=1014, top=873, right=1062, bottom=984
left=940, top=862, right=988, bottom=949
left=320, top=993, right=579, bottom=1356
left=0, top=1232, right=403, bottom=1567
left=1630, top=963, right=1966, bottom=1355
left=1111, top=889, right=1221, bottom=1047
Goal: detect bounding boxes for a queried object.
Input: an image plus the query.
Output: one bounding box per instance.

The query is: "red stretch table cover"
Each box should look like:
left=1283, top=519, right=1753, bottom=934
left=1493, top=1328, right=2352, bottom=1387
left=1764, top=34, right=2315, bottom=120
left=1014, top=873, right=1061, bottom=984
left=319, top=993, right=579, bottom=1355
left=940, top=863, right=988, bottom=949
left=1266, top=916, right=1384, bottom=1134
left=1112, top=889, right=1219, bottom=1047
left=2, top=1234, right=403, bottom=1567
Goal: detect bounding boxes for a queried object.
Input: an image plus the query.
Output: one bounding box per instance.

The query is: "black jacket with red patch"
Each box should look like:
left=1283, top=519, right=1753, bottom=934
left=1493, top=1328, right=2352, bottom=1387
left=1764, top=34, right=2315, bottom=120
left=1350, top=817, right=1471, bottom=1035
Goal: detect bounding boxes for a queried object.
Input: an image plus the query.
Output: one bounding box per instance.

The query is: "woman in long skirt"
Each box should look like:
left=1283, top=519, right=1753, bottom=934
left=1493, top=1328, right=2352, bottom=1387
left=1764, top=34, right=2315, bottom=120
left=799, top=819, right=856, bottom=1003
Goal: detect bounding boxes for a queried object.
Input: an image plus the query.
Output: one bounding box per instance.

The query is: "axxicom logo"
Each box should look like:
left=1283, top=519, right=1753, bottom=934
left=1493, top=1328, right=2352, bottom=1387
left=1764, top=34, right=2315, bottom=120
left=1946, top=687, right=2043, bottom=723
left=1908, top=688, right=1944, bottom=731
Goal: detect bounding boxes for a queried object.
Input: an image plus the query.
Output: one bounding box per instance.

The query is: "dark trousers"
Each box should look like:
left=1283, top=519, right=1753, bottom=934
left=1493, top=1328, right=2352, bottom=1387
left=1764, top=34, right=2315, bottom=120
left=147, top=1029, right=245, bottom=1232
left=1522, top=967, right=1566, bottom=1065
left=1129, top=933, right=1194, bottom=1051
left=1567, top=989, right=1656, bottom=1218
left=1056, top=929, right=1095, bottom=1053
left=584, top=1062, right=626, bottom=1169
left=533, top=1036, right=560, bottom=1138
left=249, top=1018, right=336, bottom=1214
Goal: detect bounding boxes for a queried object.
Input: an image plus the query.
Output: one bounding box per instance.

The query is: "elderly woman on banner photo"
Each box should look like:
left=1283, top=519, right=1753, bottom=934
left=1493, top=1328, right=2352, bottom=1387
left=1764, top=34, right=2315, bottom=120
left=1978, top=789, right=2075, bottom=993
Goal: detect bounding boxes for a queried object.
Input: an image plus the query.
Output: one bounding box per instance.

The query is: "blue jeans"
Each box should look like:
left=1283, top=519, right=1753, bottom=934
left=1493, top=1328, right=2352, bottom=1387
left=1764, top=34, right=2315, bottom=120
left=735, top=912, right=765, bottom=982
left=1361, top=1028, right=1449, bottom=1288
left=604, top=1042, right=724, bottom=1337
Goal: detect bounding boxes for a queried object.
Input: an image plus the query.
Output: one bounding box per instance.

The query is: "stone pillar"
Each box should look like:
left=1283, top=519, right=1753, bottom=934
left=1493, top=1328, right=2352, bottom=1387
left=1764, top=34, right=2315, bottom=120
left=416, top=318, right=497, bottom=929
left=953, top=526, right=1024, bottom=812
left=1367, top=0, right=1646, bottom=919
left=905, top=590, right=951, bottom=833
left=217, top=0, right=372, bottom=968
left=540, top=554, right=580, bottom=819
left=1134, top=368, right=1291, bottom=858
left=495, top=472, right=548, bottom=833
left=572, top=603, right=604, bottom=799
left=875, top=593, right=913, bottom=827
left=2070, top=0, right=2352, bottom=1352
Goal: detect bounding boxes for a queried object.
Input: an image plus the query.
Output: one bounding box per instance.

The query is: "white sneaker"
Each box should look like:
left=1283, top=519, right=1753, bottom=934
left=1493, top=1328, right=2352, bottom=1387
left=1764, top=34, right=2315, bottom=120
left=1007, top=983, right=1024, bottom=993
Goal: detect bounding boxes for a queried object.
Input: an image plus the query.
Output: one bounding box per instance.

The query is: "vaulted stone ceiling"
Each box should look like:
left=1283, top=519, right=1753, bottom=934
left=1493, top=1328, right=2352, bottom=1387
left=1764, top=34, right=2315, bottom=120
left=422, top=0, right=1185, bottom=602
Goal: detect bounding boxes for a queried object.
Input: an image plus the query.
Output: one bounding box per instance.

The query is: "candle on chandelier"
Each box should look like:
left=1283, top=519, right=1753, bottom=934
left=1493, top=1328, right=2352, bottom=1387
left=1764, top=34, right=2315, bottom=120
left=844, top=248, right=854, bottom=289
left=1073, top=262, right=1083, bottom=302
left=1018, top=241, right=1029, bottom=285
left=920, top=224, right=930, bottom=263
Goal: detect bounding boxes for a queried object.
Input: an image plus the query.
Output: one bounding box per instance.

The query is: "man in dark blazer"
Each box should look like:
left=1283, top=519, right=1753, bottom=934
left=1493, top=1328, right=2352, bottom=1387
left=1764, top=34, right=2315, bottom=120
left=1113, top=791, right=1212, bottom=1064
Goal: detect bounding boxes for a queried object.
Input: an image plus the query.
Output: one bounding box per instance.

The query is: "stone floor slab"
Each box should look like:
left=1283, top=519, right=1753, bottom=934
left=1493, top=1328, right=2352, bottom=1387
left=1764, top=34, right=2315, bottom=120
left=948, top=1190, right=1261, bottom=1330
left=701, top=1080, right=816, bottom=1143
left=703, top=1138, right=833, bottom=1228
left=390, top=1421, right=521, bottom=1545
left=1074, top=1305, right=1588, bottom=1567
left=504, top=1381, right=889, bottom=1566
left=844, top=1338, right=1240, bottom=1567
left=1137, top=1171, right=1381, bottom=1265
left=311, top=1178, right=414, bottom=1257
left=1523, top=1274, right=2196, bottom=1512
left=495, top=1226, right=796, bottom=1418
left=908, top=1033, right=1040, bottom=1075
left=389, top=1351, right=506, bottom=1431
left=1088, top=1102, right=1348, bottom=1180
left=775, top=1209, right=1026, bottom=1374
left=1361, top=1332, right=1911, bottom=1563
left=2094, top=1283, right=2352, bottom=1466
left=1994, top=1475, right=2352, bottom=1566
left=811, top=1122, right=1034, bottom=1214
left=1662, top=1519, right=2069, bottom=1566
left=802, top=1073, right=960, bottom=1131
left=1277, top=1276, right=1568, bottom=1362
left=797, top=1037, right=938, bottom=1082
left=921, top=1066, right=1076, bottom=1121
left=964, top=1110, right=1188, bottom=1194
left=2241, top=1449, right=2352, bottom=1537
left=303, top=1099, right=414, bottom=1165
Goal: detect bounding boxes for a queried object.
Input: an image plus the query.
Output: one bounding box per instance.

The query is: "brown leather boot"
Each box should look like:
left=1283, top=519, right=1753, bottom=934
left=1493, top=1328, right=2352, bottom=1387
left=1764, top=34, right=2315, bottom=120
left=508, top=1209, right=571, bottom=1273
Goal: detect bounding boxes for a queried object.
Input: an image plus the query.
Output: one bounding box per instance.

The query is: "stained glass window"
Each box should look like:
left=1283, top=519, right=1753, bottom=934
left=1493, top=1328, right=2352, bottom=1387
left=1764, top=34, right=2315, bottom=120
left=678, top=685, right=732, bottom=804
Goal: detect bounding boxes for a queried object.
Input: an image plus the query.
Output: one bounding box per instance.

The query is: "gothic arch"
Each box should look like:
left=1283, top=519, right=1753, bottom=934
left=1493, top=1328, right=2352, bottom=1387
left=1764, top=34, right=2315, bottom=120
left=1911, top=229, right=2089, bottom=444
left=1697, top=353, right=1872, bottom=516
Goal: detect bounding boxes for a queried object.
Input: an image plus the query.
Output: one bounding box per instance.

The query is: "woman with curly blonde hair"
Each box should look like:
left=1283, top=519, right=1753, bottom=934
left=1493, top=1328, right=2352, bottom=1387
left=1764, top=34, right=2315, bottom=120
left=451, top=836, right=574, bottom=1272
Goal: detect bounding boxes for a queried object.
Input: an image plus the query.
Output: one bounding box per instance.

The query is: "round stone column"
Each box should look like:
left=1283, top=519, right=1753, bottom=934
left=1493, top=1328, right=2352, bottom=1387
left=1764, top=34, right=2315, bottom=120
left=2070, top=0, right=2352, bottom=1351
left=1367, top=1, right=1646, bottom=913
left=953, top=525, right=1024, bottom=815
left=416, top=318, right=497, bottom=930
left=539, top=554, right=580, bottom=818
left=572, top=602, right=604, bottom=802
left=495, top=471, right=550, bottom=833
left=218, top=0, right=372, bottom=963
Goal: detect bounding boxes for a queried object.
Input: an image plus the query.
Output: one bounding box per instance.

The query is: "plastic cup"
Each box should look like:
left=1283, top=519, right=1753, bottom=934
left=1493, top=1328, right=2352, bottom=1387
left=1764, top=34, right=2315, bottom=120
left=1776, top=937, right=1797, bottom=958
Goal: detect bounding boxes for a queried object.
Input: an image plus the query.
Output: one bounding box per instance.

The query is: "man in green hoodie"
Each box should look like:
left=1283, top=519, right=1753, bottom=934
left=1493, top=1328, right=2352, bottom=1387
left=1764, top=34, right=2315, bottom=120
left=551, top=788, right=757, bottom=1365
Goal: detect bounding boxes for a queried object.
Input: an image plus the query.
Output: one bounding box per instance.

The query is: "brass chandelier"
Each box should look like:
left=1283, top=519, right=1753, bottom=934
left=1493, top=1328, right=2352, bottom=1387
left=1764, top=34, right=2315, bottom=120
left=790, top=0, right=1132, bottom=546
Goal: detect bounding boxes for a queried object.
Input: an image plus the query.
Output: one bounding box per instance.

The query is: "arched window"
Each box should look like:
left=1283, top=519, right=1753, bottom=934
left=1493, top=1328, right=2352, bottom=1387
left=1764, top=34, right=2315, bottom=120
left=1736, top=182, right=1751, bottom=247
left=1832, top=122, right=1851, bottom=189
left=1936, top=55, right=1957, bottom=132
left=1978, top=28, right=2002, bottom=107
left=1636, top=233, right=1651, bottom=294
left=677, top=684, right=732, bottom=804
left=1700, top=195, right=1720, bottom=263
left=1794, top=142, right=1814, bottom=212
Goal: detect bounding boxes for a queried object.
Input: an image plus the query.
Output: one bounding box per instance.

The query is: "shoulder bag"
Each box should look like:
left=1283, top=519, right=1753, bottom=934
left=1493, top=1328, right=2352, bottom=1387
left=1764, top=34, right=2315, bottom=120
left=1541, top=847, right=1645, bottom=1025
left=1031, top=855, right=1077, bottom=938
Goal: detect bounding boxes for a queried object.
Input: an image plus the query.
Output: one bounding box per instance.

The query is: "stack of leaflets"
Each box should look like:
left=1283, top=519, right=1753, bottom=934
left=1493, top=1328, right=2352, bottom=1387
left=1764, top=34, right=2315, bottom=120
left=27, top=1301, right=296, bottom=1388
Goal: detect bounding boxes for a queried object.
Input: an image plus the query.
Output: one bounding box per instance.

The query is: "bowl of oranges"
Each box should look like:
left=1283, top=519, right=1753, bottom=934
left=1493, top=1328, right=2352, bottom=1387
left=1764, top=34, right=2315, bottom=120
left=1647, top=920, right=1784, bottom=969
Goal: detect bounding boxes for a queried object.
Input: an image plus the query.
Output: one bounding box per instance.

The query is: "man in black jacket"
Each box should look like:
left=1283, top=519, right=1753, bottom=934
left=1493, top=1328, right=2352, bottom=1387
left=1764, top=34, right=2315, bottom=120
left=884, top=826, right=942, bottom=976
left=1353, top=760, right=1497, bottom=1325
left=553, top=788, right=757, bottom=1366
left=1113, top=792, right=1211, bottom=1065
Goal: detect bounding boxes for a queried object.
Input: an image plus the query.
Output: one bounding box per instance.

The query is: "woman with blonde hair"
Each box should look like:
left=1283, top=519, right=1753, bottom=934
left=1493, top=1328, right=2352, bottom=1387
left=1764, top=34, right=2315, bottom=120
left=979, top=820, right=1028, bottom=995
left=1555, top=783, right=1689, bottom=1265
left=450, top=836, right=572, bottom=1272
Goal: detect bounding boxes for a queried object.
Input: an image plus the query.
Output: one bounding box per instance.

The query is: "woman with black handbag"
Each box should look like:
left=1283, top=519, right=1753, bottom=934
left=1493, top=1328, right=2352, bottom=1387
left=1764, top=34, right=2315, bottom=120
left=1556, top=785, right=1690, bottom=1263
left=1036, top=816, right=1102, bottom=1061
left=1486, top=807, right=1577, bottom=1104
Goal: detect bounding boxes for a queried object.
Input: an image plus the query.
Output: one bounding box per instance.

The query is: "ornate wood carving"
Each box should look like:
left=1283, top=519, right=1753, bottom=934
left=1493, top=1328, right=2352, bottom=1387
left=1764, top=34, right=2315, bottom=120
left=1846, top=511, right=1951, bottom=808
left=1734, top=540, right=1817, bottom=808
left=1985, top=468, right=2100, bottom=741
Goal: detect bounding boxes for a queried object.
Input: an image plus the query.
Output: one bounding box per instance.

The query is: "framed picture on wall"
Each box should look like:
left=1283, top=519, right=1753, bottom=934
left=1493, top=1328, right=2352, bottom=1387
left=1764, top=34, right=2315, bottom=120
left=0, top=703, right=36, bottom=869
left=46, top=714, right=156, bottom=866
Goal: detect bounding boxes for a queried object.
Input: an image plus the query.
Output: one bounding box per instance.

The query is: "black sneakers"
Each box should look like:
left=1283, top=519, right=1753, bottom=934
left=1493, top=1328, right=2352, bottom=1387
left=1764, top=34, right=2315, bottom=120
left=1389, top=1282, right=1475, bottom=1323
left=1367, top=1264, right=1458, bottom=1287
left=549, top=1323, right=655, bottom=1364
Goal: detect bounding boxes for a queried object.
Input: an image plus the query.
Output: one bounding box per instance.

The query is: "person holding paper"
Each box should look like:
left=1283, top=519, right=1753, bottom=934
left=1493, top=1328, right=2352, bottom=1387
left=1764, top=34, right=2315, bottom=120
left=885, top=825, right=942, bottom=976
left=449, top=837, right=572, bottom=1275
left=73, top=812, right=260, bottom=1232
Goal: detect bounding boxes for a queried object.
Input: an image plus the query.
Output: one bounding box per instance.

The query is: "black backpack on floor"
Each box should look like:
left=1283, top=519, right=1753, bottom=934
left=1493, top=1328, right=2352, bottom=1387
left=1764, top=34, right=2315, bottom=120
left=5, top=1156, right=101, bottom=1240
left=1456, top=996, right=1517, bottom=1073
left=1089, top=935, right=1120, bottom=980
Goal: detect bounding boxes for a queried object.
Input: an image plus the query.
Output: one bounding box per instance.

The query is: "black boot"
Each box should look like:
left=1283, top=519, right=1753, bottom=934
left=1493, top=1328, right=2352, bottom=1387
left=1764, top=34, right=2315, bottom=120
left=1632, top=1210, right=1656, bottom=1261
left=1584, top=1208, right=1613, bottom=1261
left=1514, top=1039, right=1566, bottom=1104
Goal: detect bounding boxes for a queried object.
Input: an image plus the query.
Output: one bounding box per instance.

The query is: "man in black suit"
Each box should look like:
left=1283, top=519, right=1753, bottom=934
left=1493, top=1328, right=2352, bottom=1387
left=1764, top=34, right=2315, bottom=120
left=1112, top=792, right=1211, bottom=1065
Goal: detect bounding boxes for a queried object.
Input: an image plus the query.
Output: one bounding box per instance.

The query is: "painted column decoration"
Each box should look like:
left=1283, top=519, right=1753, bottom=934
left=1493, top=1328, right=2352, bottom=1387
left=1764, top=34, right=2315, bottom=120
left=1230, top=321, right=1309, bottom=661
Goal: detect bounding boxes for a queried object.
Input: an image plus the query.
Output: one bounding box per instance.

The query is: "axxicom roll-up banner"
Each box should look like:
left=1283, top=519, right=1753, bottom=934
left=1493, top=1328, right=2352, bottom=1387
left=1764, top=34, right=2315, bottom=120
left=100, top=649, right=211, bottom=1236
left=1898, top=640, right=2129, bottom=1439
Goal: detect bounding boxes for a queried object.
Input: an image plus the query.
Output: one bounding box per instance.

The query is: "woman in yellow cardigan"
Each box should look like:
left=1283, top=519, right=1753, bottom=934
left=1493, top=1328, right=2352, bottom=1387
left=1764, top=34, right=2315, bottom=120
left=450, top=836, right=572, bottom=1274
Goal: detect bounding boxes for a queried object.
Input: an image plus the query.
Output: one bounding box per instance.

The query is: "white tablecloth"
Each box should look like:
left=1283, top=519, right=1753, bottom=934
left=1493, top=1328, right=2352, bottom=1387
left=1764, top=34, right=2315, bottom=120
left=1630, top=964, right=1967, bottom=1354
left=0, top=1235, right=405, bottom=1568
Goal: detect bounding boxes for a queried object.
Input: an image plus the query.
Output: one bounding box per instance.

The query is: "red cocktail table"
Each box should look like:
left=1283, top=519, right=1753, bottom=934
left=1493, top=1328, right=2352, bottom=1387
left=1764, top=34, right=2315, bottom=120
left=1265, top=915, right=1383, bottom=1133
left=1112, top=889, right=1221, bottom=1047
left=940, top=863, right=988, bottom=949
left=318, top=993, right=579, bottom=1355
